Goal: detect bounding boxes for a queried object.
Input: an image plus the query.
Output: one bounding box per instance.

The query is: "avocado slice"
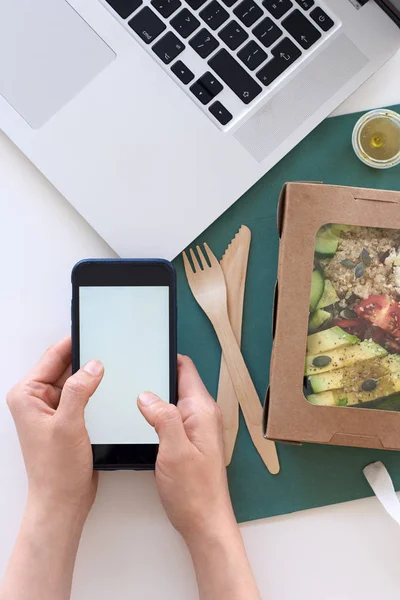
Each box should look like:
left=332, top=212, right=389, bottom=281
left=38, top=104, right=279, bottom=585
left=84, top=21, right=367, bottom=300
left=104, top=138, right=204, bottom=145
left=308, top=373, right=400, bottom=407
left=330, top=224, right=359, bottom=236
left=309, top=357, right=391, bottom=393
left=381, top=355, right=400, bottom=373
left=307, top=326, right=359, bottom=355
left=308, top=309, right=331, bottom=333
left=305, top=340, right=387, bottom=376
left=310, top=270, right=324, bottom=312
left=307, top=391, right=337, bottom=406
left=316, top=280, right=339, bottom=310
left=309, top=370, right=344, bottom=393
left=315, top=227, right=339, bottom=258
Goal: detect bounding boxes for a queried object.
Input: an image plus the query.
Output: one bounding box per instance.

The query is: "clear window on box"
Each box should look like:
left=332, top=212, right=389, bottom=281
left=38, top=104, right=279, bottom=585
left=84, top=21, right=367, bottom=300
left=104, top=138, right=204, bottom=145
left=304, top=224, right=400, bottom=411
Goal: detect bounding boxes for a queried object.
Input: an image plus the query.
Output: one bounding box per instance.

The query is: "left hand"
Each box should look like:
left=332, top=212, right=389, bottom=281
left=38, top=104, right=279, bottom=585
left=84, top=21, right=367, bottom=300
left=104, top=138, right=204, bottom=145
left=6, top=337, right=104, bottom=519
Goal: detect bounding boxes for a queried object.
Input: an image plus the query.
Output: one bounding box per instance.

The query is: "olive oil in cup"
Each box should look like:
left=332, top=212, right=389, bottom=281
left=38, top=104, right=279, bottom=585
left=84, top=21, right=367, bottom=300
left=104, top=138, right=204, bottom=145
left=352, top=109, right=400, bottom=169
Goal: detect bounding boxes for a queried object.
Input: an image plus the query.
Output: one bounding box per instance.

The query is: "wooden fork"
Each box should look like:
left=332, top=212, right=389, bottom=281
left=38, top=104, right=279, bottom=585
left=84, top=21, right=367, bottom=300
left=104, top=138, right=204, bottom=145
left=183, top=243, right=280, bottom=475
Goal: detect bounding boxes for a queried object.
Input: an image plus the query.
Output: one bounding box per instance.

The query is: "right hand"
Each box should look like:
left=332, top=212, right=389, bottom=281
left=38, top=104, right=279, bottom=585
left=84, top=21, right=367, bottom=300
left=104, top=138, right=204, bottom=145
left=138, top=355, right=236, bottom=542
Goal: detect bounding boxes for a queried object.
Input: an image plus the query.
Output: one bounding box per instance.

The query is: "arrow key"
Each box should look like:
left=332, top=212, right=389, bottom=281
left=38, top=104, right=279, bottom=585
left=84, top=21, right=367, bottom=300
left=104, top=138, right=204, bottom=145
left=198, top=72, right=223, bottom=97
left=190, top=81, right=213, bottom=105
left=171, top=60, right=195, bottom=84
left=281, top=9, right=321, bottom=50
left=209, top=101, right=232, bottom=125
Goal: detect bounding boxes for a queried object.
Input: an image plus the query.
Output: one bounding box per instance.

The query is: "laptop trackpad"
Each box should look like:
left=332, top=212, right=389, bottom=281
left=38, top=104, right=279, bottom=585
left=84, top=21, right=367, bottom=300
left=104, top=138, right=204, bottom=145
left=0, top=0, right=115, bottom=129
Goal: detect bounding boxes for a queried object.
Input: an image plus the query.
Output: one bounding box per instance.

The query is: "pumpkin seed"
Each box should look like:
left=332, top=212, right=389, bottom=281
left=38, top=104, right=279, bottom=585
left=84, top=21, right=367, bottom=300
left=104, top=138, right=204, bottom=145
left=354, top=263, right=365, bottom=279
left=340, top=308, right=357, bottom=319
left=360, top=248, right=371, bottom=266
left=346, top=293, right=359, bottom=305
left=378, top=249, right=390, bottom=263
left=361, top=379, right=377, bottom=392
left=312, top=355, right=332, bottom=368
left=340, top=259, right=357, bottom=269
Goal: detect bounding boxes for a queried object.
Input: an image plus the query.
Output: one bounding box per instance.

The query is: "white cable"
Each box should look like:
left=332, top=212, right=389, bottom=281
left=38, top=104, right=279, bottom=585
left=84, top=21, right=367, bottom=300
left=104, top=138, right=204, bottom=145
left=363, top=461, right=400, bottom=524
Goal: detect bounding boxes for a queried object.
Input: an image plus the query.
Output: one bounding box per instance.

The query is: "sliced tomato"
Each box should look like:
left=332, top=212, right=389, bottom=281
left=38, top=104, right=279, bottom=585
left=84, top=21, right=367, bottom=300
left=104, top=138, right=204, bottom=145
left=384, top=335, right=400, bottom=353
left=354, top=295, right=400, bottom=334
left=368, top=326, right=387, bottom=347
left=333, top=319, right=367, bottom=337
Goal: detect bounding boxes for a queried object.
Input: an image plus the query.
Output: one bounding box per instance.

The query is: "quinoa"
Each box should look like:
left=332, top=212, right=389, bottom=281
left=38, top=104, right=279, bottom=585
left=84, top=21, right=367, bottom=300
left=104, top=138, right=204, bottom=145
left=323, top=227, right=400, bottom=301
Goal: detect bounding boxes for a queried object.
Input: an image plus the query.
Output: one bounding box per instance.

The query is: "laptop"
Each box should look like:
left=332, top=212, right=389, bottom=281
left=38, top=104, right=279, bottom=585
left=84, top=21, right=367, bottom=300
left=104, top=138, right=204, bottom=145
left=0, top=0, right=399, bottom=258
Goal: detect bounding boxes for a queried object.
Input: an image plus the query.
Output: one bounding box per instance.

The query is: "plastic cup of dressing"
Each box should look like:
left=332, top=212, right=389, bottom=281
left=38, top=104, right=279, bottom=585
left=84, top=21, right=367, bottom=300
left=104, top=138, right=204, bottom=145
left=352, top=108, right=400, bottom=169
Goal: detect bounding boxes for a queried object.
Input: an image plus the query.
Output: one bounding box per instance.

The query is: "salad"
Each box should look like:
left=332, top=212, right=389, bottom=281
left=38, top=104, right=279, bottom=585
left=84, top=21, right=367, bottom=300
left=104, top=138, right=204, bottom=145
left=304, top=224, right=400, bottom=410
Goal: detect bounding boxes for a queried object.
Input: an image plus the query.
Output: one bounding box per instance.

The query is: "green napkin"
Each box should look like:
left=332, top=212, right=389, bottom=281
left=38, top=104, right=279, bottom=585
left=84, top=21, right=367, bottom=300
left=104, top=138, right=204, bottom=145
left=173, top=105, right=400, bottom=523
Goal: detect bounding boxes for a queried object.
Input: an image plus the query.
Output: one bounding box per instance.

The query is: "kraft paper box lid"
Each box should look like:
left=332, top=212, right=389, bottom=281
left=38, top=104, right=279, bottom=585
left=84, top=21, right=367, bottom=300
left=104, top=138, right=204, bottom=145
left=264, top=182, right=400, bottom=451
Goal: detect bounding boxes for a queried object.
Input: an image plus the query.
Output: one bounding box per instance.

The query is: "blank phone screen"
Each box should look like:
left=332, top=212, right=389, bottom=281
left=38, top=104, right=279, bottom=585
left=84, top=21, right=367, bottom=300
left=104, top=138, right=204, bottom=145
left=79, top=286, right=170, bottom=445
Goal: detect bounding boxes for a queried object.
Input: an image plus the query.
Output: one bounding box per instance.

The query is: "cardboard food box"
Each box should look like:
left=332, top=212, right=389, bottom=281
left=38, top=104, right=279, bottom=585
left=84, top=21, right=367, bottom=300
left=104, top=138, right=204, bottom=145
left=264, top=182, right=400, bottom=451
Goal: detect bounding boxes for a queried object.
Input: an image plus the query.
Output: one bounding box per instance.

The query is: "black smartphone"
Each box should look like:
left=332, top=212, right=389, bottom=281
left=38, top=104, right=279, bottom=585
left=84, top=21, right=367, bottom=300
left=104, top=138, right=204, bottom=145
left=71, top=259, right=177, bottom=470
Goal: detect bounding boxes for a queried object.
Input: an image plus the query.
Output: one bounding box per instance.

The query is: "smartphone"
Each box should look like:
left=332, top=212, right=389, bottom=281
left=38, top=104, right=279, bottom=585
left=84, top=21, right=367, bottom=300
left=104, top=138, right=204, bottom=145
left=71, top=259, right=177, bottom=470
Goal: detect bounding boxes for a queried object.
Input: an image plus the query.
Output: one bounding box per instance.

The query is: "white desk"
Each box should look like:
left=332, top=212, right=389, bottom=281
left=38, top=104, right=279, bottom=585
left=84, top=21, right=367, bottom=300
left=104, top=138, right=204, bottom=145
left=1, top=51, right=400, bottom=600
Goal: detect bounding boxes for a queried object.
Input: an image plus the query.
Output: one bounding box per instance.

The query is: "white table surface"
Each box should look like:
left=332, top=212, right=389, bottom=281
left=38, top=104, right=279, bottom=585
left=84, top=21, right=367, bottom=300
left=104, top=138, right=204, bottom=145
left=1, top=50, right=400, bottom=600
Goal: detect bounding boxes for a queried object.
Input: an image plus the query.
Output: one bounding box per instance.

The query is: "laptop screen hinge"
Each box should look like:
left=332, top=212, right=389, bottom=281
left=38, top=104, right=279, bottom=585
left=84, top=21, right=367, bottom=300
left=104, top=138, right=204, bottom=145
left=347, top=0, right=369, bottom=9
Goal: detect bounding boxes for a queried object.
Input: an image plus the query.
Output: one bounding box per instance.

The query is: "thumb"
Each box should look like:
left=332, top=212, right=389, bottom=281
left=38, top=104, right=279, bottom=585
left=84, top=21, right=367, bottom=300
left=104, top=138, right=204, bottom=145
left=138, top=392, right=187, bottom=446
left=58, top=360, right=104, bottom=420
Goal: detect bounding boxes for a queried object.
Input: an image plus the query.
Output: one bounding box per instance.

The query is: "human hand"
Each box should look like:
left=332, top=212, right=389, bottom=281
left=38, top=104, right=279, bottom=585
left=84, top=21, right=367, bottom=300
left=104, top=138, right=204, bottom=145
left=138, top=355, right=236, bottom=543
left=6, top=337, right=104, bottom=520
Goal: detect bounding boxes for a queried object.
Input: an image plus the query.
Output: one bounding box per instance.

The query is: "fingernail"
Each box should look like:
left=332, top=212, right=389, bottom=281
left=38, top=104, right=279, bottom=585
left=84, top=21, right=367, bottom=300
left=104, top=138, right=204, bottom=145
left=83, top=360, right=104, bottom=377
left=138, top=391, right=158, bottom=406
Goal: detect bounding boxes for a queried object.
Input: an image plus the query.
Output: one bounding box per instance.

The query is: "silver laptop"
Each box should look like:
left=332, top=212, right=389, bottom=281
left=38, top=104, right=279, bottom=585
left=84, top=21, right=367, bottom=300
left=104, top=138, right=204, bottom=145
left=0, top=0, right=399, bottom=258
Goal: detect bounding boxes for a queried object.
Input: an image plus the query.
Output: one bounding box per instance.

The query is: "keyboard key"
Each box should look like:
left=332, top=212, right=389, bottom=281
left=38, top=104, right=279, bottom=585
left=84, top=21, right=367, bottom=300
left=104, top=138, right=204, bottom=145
left=233, top=0, right=263, bottom=27
left=106, top=0, right=142, bottom=18
left=198, top=71, right=223, bottom=96
left=253, top=17, right=282, bottom=47
left=272, top=36, right=301, bottom=60
left=152, top=32, right=185, bottom=63
left=238, top=40, right=267, bottom=70
left=295, top=0, right=314, bottom=9
left=219, top=20, right=248, bottom=50
left=190, top=81, right=213, bottom=104
left=190, top=28, right=219, bottom=57
left=171, top=60, right=195, bottom=84
left=263, top=0, right=292, bottom=19
left=208, top=49, right=262, bottom=103
left=151, top=0, right=181, bottom=18
left=221, top=0, right=239, bottom=7
left=199, top=1, right=229, bottom=30
left=209, top=101, right=232, bottom=125
left=282, top=9, right=321, bottom=49
left=310, top=7, right=334, bottom=31
left=186, top=0, right=207, bottom=8
left=171, top=8, right=200, bottom=38
left=256, top=36, right=301, bottom=85
left=256, top=57, right=284, bottom=85
left=128, top=7, right=166, bottom=43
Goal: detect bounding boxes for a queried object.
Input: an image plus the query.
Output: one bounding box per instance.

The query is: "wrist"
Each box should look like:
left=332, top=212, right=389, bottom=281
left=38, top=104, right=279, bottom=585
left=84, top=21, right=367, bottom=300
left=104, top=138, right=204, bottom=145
left=25, top=493, right=89, bottom=534
left=183, top=508, right=240, bottom=553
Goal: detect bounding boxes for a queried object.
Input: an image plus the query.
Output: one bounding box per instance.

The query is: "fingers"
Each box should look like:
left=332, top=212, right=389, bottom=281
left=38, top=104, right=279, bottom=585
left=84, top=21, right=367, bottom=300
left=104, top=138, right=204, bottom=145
left=26, top=337, right=72, bottom=385
left=174, top=355, right=223, bottom=451
left=58, top=360, right=104, bottom=420
left=54, top=364, right=72, bottom=390
left=177, top=355, right=210, bottom=400
left=138, top=392, right=187, bottom=446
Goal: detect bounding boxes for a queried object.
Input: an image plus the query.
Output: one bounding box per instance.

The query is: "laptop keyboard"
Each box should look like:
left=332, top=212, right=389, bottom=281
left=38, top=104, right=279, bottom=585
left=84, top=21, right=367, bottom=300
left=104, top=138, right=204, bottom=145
left=103, top=0, right=335, bottom=128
